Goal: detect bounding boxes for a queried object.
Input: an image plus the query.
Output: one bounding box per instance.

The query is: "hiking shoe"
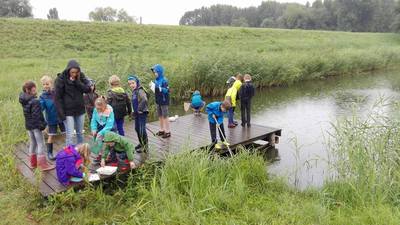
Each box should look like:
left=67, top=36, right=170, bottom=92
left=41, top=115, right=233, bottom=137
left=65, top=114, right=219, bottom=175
left=228, top=124, right=236, bottom=128
left=162, top=132, right=171, bottom=138
left=29, top=154, right=37, bottom=169
left=37, top=155, right=55, bottom=171
left=155, top=131, right=165, bottom=136
left=241, top=123, right=245, bottom=127
left=233, top=121, right=238, bottom=125
left=215, top=143, right=222, bottom=150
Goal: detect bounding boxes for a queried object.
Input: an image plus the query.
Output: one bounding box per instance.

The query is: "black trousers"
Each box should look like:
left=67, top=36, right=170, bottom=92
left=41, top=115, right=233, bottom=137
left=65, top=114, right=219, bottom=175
left=134, top=113, right=148, bottom=151
left=209, top=122, right=226, bottom=144
left=241, top=100, right=251, bottom=125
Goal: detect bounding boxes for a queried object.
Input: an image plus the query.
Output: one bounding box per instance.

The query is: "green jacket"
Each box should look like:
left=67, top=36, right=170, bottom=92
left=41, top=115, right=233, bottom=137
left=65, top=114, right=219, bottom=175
left=102, top=131, right=135, bottom=161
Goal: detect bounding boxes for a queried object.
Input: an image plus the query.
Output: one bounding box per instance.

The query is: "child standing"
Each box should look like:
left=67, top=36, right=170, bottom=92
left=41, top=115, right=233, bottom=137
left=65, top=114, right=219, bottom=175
left=83, top=78, right=99, bottom=123
left=107, top=75, right=132, bottom=136
left=101, top=131, right=147, bottom=169
left=40, top=75, right=66, bottom=161
left=19, top=81, right=55, bottom=171
left=225, top=74, right=243, bottom=128
left=128, top=75, right=149, bottom=151
left=206, top=100, right=231, bottom=148
left=151, top=64, right=171, bottom=138
left=55, top=143, right=90, bottom=186
left=190, top=90, right=206, bottom=115
left=239, top=74, right=255, bottom=127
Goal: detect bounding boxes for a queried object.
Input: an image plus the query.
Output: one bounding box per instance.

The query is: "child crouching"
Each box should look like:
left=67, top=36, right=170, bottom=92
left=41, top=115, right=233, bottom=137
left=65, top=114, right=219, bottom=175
left=56, top=143, right=90, bottom=186
left=101, top=131, right=147, bottom=170
left=190, top=90, right=205, bottom=115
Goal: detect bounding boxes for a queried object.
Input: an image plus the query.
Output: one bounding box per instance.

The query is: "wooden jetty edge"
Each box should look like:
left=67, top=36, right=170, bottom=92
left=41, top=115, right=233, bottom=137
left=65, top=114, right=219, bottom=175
left=14, top=114, right=282, bottom=197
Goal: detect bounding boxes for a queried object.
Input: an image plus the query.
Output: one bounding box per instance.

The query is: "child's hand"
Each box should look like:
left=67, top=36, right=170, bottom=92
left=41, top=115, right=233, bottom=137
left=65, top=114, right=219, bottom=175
left=130, top=161, right=136, bottom=169
left=92, top=131, right=97, bottom=137
left=100, top=159, right=105, bottom=167
left=96, top=134, right=103, bottom=140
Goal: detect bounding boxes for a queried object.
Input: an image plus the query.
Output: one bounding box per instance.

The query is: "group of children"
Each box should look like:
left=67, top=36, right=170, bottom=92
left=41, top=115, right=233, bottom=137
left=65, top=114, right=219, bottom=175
left=19, top=60, right=170, bottom=185
left=192, top=73, right=255, bottom=148
left=19, top=58, right=255, bottom=186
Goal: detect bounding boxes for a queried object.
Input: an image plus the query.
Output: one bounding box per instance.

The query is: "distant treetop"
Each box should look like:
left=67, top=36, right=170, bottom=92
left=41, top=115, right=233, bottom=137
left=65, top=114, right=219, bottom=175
left=0, top=0, right=33, bottom=18
left=89, top=7, right=136, bottom=23
left=180, top=0, right=399, bottom=33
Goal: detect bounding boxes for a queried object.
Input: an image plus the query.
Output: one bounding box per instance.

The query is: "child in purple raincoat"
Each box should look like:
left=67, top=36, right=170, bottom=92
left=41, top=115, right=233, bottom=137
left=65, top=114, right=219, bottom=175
left=56, top=143, right=90, bottom=186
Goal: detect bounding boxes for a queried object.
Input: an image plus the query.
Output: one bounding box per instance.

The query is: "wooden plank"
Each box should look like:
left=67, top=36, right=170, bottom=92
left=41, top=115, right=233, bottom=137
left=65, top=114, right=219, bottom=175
left=14, top=114, right=282, bottom=197
left=16, top=158, right=54, bottom=197
left=15, top=148, right=68, bottom=193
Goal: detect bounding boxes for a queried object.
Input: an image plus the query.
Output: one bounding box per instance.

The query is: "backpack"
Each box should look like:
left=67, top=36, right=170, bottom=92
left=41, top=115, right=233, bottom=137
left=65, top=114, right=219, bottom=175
left=107, top=90, right=128, bottom=118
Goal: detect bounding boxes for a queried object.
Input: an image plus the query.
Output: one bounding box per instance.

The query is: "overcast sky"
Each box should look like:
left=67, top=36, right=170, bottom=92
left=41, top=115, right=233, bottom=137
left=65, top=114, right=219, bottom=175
left=30, top=0, right=308, bottom=25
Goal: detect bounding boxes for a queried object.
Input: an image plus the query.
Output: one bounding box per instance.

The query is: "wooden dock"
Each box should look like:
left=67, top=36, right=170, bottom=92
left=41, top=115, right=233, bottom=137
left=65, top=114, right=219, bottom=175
left=14, top=114, right=281, bottom=197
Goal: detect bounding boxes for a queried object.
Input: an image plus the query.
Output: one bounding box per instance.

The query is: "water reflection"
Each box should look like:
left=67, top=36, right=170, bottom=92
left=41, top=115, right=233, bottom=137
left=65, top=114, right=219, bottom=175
left=169, top=71, right=400, bottom=189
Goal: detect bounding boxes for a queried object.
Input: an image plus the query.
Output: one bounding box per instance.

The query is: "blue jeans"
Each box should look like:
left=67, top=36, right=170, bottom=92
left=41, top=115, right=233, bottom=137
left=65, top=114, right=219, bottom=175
left=115, top=118, right=125, bottom=136
left=135, top=113, right=148, bottom=149
left=63, top=114, right=85, bottom=146
left=228, top=107, right=235, bottom=125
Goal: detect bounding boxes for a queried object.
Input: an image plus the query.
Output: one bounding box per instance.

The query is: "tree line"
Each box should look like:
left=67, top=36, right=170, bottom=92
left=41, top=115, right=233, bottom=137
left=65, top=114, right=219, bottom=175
left=0, top=0, right=136, bottom=23
left=180, top=0, right=400, bottom=32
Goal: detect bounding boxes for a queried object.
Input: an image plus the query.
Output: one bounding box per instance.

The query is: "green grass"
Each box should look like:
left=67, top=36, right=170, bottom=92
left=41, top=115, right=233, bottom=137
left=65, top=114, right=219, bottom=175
left=1, top=18, right=400, bottom=224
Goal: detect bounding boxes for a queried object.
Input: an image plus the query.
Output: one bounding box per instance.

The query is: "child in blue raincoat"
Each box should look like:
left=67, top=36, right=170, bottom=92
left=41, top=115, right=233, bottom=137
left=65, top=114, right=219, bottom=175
left=190, top=90, right=206, bottom=115
left=206, top=100, right=231, bottom=148
left=40, top=75, right=65, bottom=160
left=151, top=64, right=171, bottom=139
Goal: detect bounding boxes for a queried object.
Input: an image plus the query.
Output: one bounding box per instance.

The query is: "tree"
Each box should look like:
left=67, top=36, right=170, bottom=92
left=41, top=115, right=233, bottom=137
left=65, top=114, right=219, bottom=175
left=179, top=0, right=397, bottom=32
left=279, top=4, right=310, bottom=29
left=0, top=0, right=32, bottom=17
left=391, top=0, right=400, bottom=32
left=89, top=7, right=136, bottom=23
left=47, top=8, right=59, bottom=20
left=89, top=7, right=117, bottom=22
left=231, top=17, right=249, bottom=27
left=312, top=0, right=323, bottom=9
left=117, top=9, right=136, bottom=23
left=260, top=18, right=277, bottom=28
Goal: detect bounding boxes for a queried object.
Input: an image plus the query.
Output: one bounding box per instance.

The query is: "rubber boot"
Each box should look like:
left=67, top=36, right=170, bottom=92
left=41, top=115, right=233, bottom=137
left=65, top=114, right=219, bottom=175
left=29, top=154, right=37, bottom=169
left=37, top=155, right=55, bottom=171
left=47, top=143, right=55, bottom=161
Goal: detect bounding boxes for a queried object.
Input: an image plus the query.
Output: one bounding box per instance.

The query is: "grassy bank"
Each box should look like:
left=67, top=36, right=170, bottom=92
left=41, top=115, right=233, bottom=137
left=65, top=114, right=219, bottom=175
left=3, top=107, right=400, bottom=223
left=3, top=142, right=400, bottom=224
left=1, top=18, right=400, bottom=97
left=2, top=18, right=400, bottom=224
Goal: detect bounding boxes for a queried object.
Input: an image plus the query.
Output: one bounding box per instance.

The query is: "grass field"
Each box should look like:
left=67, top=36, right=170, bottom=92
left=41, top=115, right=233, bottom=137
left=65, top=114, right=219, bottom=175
left=1, top=18, right=400, bottom=224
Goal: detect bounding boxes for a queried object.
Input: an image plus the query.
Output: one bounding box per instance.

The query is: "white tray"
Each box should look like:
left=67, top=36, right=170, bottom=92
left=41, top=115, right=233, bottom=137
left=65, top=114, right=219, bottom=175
left=96, top=166, right=118, bottom=176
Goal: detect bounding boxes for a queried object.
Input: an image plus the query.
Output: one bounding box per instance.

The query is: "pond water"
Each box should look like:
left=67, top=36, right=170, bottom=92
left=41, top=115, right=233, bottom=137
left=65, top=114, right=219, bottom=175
left=168, top=70, right=400, bottom=189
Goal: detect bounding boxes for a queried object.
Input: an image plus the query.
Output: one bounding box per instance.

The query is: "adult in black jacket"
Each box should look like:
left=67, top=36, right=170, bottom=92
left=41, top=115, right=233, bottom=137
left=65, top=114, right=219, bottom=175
left=55, top=60, right=91, bottom=145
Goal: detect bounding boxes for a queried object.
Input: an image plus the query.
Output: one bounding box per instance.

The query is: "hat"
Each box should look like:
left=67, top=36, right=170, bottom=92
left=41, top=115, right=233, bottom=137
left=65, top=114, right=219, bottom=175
left=128, top=75, right=140, bottom=86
